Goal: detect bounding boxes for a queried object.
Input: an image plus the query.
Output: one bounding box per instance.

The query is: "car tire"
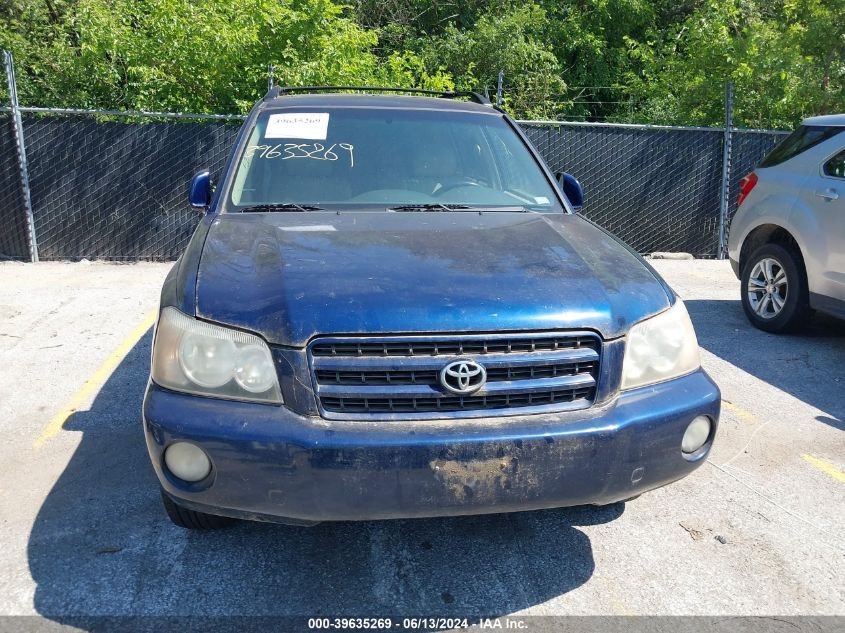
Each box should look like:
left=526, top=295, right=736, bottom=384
left=740, top=243, right=810, bottom=333
left=161, top=489, right=235, bottom=530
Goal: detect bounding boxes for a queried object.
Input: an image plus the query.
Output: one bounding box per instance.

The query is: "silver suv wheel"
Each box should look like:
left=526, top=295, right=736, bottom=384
left=740, top=242, right=810, bottom=333
left=747, top=257, right=788, bottom=319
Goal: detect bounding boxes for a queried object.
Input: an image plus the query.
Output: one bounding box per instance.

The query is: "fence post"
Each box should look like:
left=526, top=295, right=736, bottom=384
left=496, top=70, right=504, bottom=106
left=717, top=80, right=734, bottom=260
left=3, top=50, right=38, bottom=262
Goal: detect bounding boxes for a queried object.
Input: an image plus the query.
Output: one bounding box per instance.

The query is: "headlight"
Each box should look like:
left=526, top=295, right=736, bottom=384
left=621, top=299, right=700, bottom=390
left=151, top=307, right=282, bottom=404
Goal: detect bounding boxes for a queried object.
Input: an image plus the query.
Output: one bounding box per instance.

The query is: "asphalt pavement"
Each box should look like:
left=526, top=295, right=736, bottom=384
left=0, top=259, right=842, bottom=625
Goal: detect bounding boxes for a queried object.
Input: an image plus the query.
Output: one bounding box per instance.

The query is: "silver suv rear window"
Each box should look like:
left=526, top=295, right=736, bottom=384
left=759, top=125, right=842, bottom=168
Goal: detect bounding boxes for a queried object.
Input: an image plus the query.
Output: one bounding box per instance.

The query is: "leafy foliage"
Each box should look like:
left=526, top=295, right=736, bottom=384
left=1, top=0, right=842, bottom=127
left=408, top=4, right=565, bottom=118
left=0, top=0, right=451, bottom=113
left=624, top=0, right=845, bottom=128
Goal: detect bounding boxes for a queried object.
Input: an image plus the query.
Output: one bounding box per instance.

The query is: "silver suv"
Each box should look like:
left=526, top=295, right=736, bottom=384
left=728, top=114, right=845, bottom=332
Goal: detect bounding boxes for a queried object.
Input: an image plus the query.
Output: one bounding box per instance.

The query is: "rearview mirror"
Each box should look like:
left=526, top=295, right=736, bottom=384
left=556, top=172, right=584, bottom=210
left=189, top=170, right=211, bottom=209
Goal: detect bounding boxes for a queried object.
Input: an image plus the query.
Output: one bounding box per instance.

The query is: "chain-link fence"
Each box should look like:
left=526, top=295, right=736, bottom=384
left=522, top=123, right=727, bottom=255
left=22, top=114, right=240, bottom=259
left=0, top=113, right=30, bottom=259
left=0, top=57, right=789, bottom=261
left=726, top=129, right=789, bottom=231
left=0, top=112, right=786, bottom=261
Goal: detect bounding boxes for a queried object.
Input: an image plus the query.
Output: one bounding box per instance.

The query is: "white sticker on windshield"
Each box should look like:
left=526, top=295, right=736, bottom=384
left=265, top=113, right=329, bottom=140
left=535, top=196, right=550, bottom=205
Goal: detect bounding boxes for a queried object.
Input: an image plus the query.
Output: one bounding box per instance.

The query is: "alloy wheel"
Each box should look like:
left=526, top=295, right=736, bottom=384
left=747, top=257, right=788, bottom=319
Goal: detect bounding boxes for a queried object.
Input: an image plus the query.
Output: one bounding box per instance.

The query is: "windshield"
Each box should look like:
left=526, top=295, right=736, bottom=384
left=227, top=108, right=563, bottom=212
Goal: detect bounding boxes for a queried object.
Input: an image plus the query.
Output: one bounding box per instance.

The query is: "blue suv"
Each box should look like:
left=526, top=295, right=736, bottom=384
left=143, top=87, right=720, bottom=528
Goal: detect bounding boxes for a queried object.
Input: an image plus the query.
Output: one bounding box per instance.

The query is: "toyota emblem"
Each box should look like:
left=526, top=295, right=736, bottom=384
left=439, top=360, right=487, bottom=395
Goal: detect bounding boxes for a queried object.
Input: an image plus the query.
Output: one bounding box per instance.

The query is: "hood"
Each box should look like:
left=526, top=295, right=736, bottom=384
left=195, top=212, right=671, bottom=346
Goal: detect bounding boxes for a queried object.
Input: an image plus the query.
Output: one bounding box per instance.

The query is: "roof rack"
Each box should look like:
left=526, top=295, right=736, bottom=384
left=266, top=86, right=491, bottom=106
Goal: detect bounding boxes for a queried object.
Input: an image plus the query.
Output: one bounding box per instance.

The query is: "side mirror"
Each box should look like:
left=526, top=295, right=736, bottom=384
left=556, top=171, right=584, bottom=210
left=189, top=170, right=212, bottom=209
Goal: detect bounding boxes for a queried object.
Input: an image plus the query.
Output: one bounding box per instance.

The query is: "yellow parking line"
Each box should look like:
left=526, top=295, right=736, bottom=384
left=33, top=310, right=157, bottom=449
left=721, top=399, right=756, bottom=423
left=801, top=454, right=845, bottom=484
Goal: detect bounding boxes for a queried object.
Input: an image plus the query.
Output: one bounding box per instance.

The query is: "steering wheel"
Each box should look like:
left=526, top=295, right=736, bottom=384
left=433, top=177, right=484, bottom=196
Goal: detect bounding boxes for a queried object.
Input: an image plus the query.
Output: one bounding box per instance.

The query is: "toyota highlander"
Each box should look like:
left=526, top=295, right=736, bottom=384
left=143, top=87, right=720, bottom=528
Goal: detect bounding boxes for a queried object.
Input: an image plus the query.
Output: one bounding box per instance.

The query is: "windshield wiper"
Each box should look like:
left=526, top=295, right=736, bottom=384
left=240, top=203, right=324, bottom=213
left=388, top=203, right=474, bottom=212
left=469, top=206, right=534, bottom=213
left=389, top=203, right=536, bottom=213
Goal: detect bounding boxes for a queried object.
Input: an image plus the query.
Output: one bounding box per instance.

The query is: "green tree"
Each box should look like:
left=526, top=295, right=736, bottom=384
left=2, top=0, right=842, bottom=126
left=624, top=0, right=845, bottom=128
left=537, top=0, right=654, bottom=121
left=0, top=0, right=451, bottom=112
left=410, top=3, right=566, bottom=118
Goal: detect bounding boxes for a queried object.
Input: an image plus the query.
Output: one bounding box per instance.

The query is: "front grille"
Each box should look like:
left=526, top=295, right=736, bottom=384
left=309, top=333, right=602, bottom=419
left=311, top=334, right=597, bottom=358
left=321, top=387, right=595, bottom=414
left=315, top=361, right=598, bottom=386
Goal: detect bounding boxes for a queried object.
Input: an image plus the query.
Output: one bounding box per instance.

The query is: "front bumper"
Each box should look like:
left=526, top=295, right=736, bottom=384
left=143, top=370, right=720, bottom=523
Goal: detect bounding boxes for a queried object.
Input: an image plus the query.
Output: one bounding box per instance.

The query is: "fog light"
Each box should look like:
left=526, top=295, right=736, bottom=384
left=682, top=416, right=712, bottom=454
left=164, top=442, right=211, bottom=482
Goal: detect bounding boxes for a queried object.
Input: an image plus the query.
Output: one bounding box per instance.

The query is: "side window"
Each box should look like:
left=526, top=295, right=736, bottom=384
left=823, top=149, right=845, bottom=179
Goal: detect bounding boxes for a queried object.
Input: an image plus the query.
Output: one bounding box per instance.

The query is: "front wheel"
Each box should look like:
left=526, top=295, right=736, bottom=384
left=740, top=243, right=810, bottom=333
